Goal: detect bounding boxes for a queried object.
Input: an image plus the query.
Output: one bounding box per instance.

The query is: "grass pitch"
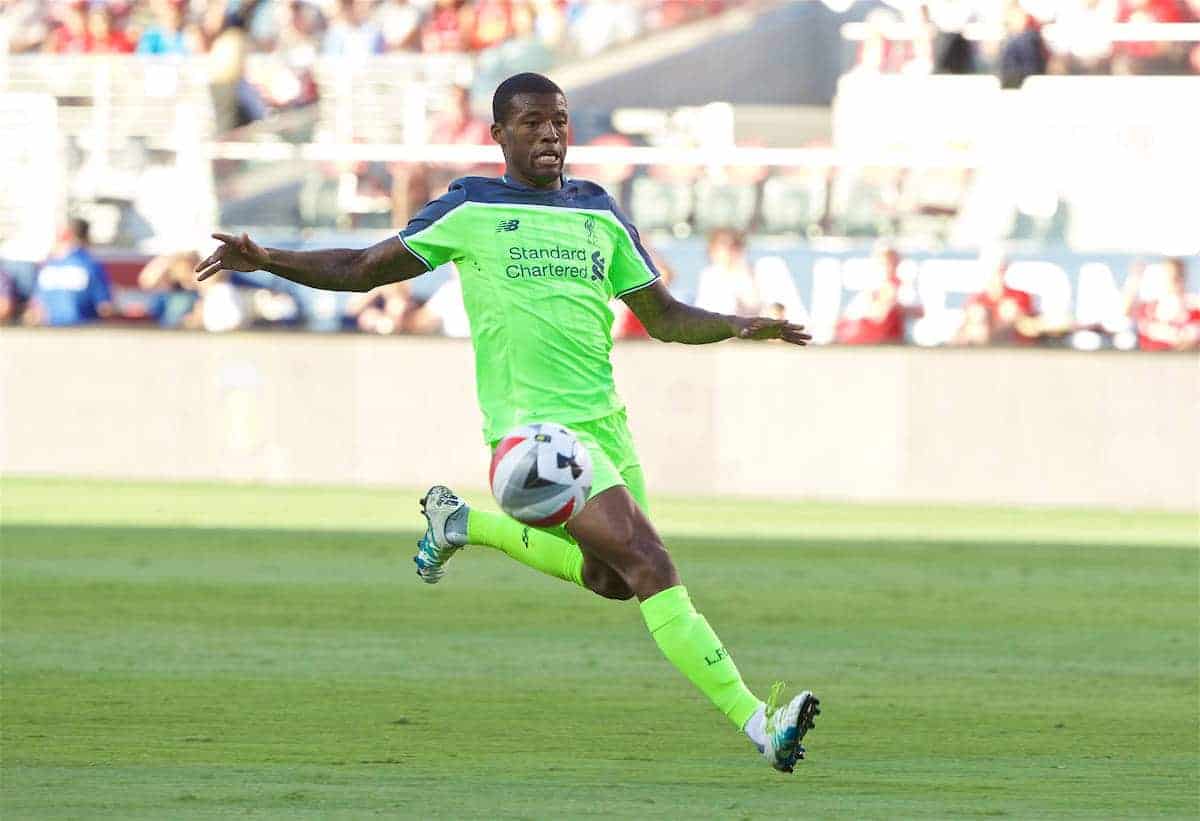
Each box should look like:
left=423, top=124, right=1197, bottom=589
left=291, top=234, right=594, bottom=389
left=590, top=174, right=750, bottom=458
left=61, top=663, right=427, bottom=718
left=2, top=478, right=1197, bottom=819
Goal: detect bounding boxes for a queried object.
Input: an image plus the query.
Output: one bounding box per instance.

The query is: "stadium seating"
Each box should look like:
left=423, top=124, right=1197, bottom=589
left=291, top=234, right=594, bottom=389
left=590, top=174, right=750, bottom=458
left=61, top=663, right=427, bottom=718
left=629, top=176, right=694, bottom=234
left=692, top=179, right=758, bottom=233
left=759, top=175, right=823, bottom=236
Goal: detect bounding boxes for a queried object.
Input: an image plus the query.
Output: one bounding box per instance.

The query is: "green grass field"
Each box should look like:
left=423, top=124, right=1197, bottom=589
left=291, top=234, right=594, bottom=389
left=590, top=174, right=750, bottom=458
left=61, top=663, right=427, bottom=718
left=2, top=477, right=1197, bottom=819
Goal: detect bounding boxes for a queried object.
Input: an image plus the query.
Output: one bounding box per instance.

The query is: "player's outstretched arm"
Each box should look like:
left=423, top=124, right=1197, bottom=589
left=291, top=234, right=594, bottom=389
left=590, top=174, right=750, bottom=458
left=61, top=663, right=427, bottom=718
left=624, top=281, right=812, bottom=346
left=194, top=233, right=427, bottom=292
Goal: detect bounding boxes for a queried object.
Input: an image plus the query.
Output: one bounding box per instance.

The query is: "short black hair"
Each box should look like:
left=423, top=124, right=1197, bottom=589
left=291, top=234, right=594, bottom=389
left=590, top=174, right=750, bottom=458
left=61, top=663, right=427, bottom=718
left=492, top=73, right=563, bottom=124
left=68, top=217, right=90, bottom=244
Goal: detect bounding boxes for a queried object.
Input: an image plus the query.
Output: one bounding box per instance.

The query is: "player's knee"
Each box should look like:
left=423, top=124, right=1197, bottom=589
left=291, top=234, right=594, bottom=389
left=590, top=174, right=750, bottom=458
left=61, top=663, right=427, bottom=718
left=582, top=561, right=635, bottom=601
left=593, top=581, right=636, bottom=601
left=624, top=537, right=676, bottom=595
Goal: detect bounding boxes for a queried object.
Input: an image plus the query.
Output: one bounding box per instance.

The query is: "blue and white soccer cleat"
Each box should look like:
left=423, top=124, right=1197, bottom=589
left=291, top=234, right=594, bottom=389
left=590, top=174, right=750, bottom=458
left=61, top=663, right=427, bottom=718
left=413, top=485, right=467, bottom=584
left=761, top=685, right=820, bottom=773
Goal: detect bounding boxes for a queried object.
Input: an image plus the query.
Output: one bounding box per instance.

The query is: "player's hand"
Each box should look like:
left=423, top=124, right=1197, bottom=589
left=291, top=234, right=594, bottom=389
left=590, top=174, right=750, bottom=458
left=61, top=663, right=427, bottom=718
left=733, top=316, right=812, bottom=346
left=195, top=233, right=269, bottom=281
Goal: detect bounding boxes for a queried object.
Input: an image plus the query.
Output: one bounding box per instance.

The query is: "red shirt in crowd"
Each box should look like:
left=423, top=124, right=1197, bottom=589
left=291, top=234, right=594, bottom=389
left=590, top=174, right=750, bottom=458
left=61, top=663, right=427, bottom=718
left=966, top=286, right=1034, bottom=318
left=965, top=285, right=1038, bottom=343
left=835, top=304, right=905, bottom=345
left=1115, top=0, right=1195, bottom=58
left=47, top=24, right=90, bottom=53
left=422, top=4, right=470, bottom=52
left=836, top=276, right=907, bottom=345
left=47, top=26, right=134, bottom=54
left=90, top=30, right=135, bottom=54
left=1131, top=299, right=1200, bottom=351
left=471, top=0, right=513, bottom=50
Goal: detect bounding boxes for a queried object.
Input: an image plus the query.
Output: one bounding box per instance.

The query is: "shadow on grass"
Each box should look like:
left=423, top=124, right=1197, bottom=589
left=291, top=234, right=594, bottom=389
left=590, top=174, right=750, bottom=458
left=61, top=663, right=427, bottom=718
left=0, top=523, right=1191, bottom=559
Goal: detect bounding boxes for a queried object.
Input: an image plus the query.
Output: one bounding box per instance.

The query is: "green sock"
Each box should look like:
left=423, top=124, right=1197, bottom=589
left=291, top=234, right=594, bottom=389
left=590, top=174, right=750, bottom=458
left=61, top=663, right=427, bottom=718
left=640, top=585, right=761, bottom=729
left=466, top=509, right=585, bottom=588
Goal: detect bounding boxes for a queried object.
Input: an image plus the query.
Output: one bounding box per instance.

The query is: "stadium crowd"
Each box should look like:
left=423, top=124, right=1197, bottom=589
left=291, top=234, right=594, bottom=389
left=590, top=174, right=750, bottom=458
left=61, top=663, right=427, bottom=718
left=851, top=0, right=1200, bottom=83
left=2, top=0, right=739, bottom=129
left=3, top=218, right=1197, bottom=352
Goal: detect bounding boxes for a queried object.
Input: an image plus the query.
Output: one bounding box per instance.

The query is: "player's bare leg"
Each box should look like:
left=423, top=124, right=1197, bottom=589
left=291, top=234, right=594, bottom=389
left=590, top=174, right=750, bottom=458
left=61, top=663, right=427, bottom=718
left=415, top=484, right=634, bottom=600
left=567, top=486, right=820, bottom=771
left=580, top=555, right=634, bottom=600
left=566, top=486, right=678, bottom=598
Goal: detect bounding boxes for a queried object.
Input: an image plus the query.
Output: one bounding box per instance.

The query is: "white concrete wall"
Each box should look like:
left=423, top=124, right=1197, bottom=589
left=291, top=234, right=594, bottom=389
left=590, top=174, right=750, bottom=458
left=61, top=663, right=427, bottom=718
left=2, top=328, right=1196, bottom=510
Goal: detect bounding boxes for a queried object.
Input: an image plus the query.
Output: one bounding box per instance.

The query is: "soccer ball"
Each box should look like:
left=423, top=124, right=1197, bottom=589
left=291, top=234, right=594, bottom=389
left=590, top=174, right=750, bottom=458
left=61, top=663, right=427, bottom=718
left=489, top=423, right=593, bottom=527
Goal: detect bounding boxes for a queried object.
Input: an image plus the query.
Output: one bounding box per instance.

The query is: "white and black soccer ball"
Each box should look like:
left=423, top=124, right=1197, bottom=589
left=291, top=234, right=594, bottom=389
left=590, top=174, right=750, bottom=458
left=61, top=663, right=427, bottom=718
left=489, top=423, right=593, bottom=527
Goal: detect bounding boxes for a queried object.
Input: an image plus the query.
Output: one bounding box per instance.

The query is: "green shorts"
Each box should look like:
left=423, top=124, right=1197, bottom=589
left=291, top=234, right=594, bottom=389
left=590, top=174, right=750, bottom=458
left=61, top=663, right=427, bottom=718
left=491, top=410, right=648, bottom=514
left=569, top=410, right=649, bottom=513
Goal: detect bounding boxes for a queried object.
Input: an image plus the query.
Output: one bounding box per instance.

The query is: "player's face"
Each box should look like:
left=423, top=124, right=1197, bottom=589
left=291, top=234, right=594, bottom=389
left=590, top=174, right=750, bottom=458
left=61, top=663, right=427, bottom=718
left=493, top=93, right=569, bottom=189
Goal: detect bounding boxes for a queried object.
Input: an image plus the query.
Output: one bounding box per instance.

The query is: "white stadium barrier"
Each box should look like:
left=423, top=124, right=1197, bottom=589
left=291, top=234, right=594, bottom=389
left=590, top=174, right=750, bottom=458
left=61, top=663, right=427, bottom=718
left=1, top=329, right=1195, bottom=511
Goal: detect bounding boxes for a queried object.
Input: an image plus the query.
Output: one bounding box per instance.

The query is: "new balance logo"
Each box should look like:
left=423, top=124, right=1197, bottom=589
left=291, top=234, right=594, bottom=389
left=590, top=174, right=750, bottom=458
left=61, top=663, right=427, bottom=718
left=495, top=219, right=520, bottom=232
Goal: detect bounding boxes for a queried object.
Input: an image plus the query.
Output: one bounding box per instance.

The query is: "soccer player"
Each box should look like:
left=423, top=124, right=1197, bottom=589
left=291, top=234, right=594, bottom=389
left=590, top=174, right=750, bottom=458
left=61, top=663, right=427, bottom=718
left=196, top=73, right=819, bottom=772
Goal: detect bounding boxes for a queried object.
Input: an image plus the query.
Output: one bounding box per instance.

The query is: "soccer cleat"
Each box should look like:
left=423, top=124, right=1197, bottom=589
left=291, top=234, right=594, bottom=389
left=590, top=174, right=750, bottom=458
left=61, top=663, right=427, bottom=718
left=761, top=685, right=820, bottom=773
left=413, top=485, right=467, bottom=584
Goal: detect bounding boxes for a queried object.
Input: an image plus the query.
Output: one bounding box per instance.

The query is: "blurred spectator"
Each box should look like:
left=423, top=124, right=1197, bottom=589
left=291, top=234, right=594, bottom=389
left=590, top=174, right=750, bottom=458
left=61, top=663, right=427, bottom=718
left=393, top=84, right=492, bottom=224
left=954, top=251, right=1042, bottom=346
left=193, top=268, right=250, bottom=332
left=566, top=0, right=642, bottom=58
left=322, top=0, right=384, bottom=58
left=834, top=245, right=914, bottom=345
left=1124, top=257, right=1200, bottom=351
left=421, top=0, right=471, bottom=53
left=347, top=280, right=417, bottom=334
left=2, top=0, right=52, bottom=53
left=1047, top=0, right=1117, bottom=75
left=408, top=265, right=471, bottom=337
left=378, top=0, right=421, bottom=51
left=136, top=0, right=192, bottom=55
left=0, top=268, right=19, bottom=323
left=138, top=250, right=201, bottom=327
left=1112, top=0, right=1197, bottom=74
left=45, top=1, right=91, bottom=53
left=694, top=230, right=761, bottom=316
left=530, top=0, right=566, bottom=49
left=251, top=0, right=323, bottom=109
left=22, top=218, right=114, bottom=327
left=925, top=1, right=976, bottom=74
left=249, top=284, right=300, bottom=327
left=999, top=2, right=1048, bottom=88
left=202, top=0, right=267, bottom=132
left=852, top=9, right=911, bottom=74
left=471, top=0, right=515, bottom=51
left=86, top=2, right=135, bottom=53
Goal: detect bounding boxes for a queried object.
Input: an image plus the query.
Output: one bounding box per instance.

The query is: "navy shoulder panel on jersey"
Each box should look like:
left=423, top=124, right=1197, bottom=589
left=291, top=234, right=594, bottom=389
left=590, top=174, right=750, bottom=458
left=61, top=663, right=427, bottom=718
left=398, top=181, right=470, bottom=238
left=441, top=175, right=615, bottom=212
left=598, top=188, right=659, bottom=280
left=399, top=175, right=657, bottom=278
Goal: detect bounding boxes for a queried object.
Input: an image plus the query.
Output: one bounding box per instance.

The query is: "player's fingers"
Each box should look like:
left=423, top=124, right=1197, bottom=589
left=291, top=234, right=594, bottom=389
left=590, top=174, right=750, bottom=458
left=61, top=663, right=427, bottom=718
left=211, top=232, right=237, bottom=244
left=196, top=261, right=223, bottom=281
left=195, top=250, right=221, bottom=272
left=753, top=319, right=788, bottom=339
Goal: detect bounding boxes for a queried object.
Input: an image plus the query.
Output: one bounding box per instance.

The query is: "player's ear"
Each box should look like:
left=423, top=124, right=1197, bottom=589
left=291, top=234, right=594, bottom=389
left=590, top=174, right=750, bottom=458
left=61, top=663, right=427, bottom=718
left=490, top=122, right=505, bottom=145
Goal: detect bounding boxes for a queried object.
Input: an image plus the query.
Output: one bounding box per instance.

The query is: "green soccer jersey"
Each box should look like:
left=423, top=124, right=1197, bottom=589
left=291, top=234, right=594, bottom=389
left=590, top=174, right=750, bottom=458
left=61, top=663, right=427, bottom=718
left=399, top=175, right=660, bottom=443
